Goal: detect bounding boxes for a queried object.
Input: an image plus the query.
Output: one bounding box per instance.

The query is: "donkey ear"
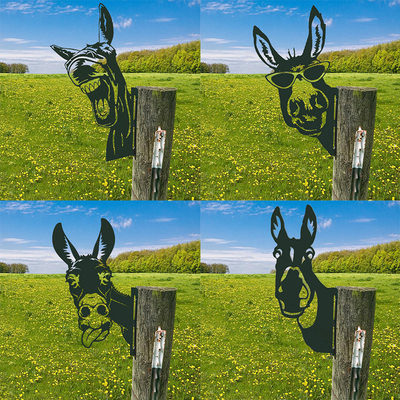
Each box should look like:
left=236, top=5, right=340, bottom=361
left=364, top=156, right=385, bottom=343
left=52, top=223, right=80, bottom=268
left=98, top=3, right=114, bottom=44
left=271, top=207, right=288, bottom=243
left=300, top=205, right=317, bottom=245
left=253, top=26, right=285, bottom=70
left=302, top=6, right=326, bottom=59
left=51, top=45, right=78, bottom=61
left=92, top=218, right=115, bottom=262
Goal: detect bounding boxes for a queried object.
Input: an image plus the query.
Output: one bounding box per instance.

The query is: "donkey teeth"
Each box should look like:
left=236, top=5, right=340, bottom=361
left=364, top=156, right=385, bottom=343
left=80, top=79, right=101, bottom=94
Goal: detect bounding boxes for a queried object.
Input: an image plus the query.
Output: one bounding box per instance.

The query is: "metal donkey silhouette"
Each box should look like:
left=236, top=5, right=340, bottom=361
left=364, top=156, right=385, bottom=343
left=270, top=205, right=337, bottom=354
left=53, top=218, right=134, bottom=350
left=51, top=4, right=135, bottom=161
left=253, top=6, right=337, bottom=156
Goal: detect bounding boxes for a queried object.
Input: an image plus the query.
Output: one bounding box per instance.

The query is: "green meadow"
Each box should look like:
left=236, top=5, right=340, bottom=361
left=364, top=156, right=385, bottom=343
left=0, top=273, right=399, bottom=399
left=200, top=73, right=400, bottom=200
left=0, top=74, right=199, bottom=200
left=1, top=73, right=399, bottom=201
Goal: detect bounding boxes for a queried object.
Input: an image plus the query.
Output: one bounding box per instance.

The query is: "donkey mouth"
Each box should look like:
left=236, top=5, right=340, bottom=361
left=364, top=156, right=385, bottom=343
left=81, top=78, right=116, bottom=126
left=81, top=323, right=110, bottom=348
left=291, top=111, right=327, bottom=135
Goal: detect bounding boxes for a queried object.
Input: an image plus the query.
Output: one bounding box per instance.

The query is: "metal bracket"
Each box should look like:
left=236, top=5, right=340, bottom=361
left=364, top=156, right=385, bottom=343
left=351, top=127, right=367, bottom=200
left=150, top=127, right=166, bottom=200
left=131, top=87, right=139, bottom=158
left=151, top=327, right=166, bottom=400
left=130, top=287, right=139, bottom=357
left=332, top=288, right=338, bottom=356
left=350, top=327, right=366, bottom=400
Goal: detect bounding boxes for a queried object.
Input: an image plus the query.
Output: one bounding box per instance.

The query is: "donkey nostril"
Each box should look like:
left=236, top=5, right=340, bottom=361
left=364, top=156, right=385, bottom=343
left=80, top=306, right=90, bottom=318
left=97, top=304, right=108, bottom=316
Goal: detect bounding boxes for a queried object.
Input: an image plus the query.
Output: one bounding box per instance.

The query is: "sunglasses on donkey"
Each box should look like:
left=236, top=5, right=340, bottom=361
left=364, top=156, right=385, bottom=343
left=266, top=61, right=330, bottom=89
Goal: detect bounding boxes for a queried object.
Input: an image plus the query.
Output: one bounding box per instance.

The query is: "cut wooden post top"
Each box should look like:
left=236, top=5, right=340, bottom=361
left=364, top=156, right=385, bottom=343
left=337, top=86, right=377, bottom=92
left=135, top=86, right=177, bottom=91
left=336, top=286, right=376, bottom=292
left=135, top=286, right=177, bottom=292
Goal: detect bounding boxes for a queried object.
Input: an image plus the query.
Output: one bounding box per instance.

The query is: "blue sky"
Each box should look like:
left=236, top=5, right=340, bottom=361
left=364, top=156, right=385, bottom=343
left=0, top=201, right=200, bottom=273
left=0, top=0, right=200, bottom=73
left=201, top=201, right=400, bottom=274
left=201, top=0, right=400, bottom=73
left=2, top=1, right=399, bottom=73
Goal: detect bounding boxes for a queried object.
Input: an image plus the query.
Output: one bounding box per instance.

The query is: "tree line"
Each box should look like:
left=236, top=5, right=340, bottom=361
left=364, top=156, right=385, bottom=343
left=117, top=41, right=228, bottom=74
left=117, top=41, right=200, bottom=73
left=109, top=241, right=201, bottom=273
left=109, top=241, right=230, bottom=274
left=0, top=262, right=29, bottom=273
left=320, top=40, right=400, bottom=73
left=200, top=63, right=229, bottom=73
left=200, top=263, right=229, bottom=273
left=313, top=241, right=400, bottom=273
left=0, top=62, right=29, bottom=73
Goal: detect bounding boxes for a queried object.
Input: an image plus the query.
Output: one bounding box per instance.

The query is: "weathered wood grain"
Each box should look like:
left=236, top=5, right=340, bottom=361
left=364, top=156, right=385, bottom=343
left=331, top=286, right=376, bottom=400
left=132, top=87, right=176, bottom=200
left=131, top=286, right=177, bottom=400
left=332, top=87, right=377, bottom=200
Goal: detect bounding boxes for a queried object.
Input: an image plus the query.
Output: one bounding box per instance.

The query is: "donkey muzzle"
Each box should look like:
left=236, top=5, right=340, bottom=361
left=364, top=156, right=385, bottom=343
left=277, top=267, right=311, bottom=317
left=287, top=85, right=328, bottom=135
left=78, top=293, right=112, bottom=348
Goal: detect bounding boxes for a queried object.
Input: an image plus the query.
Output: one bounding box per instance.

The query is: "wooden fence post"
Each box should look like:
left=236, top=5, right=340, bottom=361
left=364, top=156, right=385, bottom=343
left=131, top=87, right=177, bottom=200
left=131, top=286, right=177, bottom=400
left=332, top=87, right=377, bottom=200
left=331, top=287, right=376, bottom=400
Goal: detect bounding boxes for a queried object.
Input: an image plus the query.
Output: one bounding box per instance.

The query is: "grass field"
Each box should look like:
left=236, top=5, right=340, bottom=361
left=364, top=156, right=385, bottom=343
left=0, top=273, right=399, bottom=399
left=0, top=74, right=200, bottom=200
left=200, top=73, right=400, bottom=200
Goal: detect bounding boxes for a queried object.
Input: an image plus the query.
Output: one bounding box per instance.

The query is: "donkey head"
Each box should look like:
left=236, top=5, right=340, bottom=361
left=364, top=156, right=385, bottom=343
left=51, top=4, right=134, bottom=161
left=254, top=6, right=337, bottom=155
left=271, top=205, right=318, bottom=318
left=53, top=218, right=115, bottom=348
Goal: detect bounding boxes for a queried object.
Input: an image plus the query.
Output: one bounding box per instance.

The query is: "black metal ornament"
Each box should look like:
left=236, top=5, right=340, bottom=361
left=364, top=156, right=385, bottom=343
left=52, top=218, right=136, bottom=354
left=270, top=205, right=337, bottom=354
left=51, top=3, right=136, bottom=161
left=253, top=6, right=337, bottom=156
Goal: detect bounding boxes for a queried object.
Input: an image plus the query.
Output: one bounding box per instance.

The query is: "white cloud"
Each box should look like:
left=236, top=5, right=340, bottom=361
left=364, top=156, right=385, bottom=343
left=351, top=218, right=376, bottom=223
left=203, top=37, right=233, bottom=44
left=152, top=17, right=176, bottom=23
left=3, top=37, right=33, bottom=44
left=188, top=0, right=200, bottom=6
left=353, top=17, right=377, bottom=23
left=203, top=238, right=233, bottom=244
left=319, top=217, right=332, bottom=229
left=0, top=1, right=87, bottom=15
left=202, top=246, right=275, bottom=273
left=2, top=2, right=31, bottom=12
left=109, top=217, right=132, bottom=230
left=202, top=2, right=233, bottom=13
left=202, top=1, right=292, bottom=16
left=201, top=201, right=274, bottom=216
left=114, top=17, right=133, bottom=30
left=0, top=246, right=64, bottom=274
left=325, top=17, right=333, bottom=27
left=152, top=217, right=176, bottom=223
left=3, top=237, right=33, bottom=244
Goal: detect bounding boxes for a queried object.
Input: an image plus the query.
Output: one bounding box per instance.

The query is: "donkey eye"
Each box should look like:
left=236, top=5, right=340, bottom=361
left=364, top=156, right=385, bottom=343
left=273, top=248, right=283, bottom=259
left=303, top=64, right=326, bottom=82
left=305, top=248, right=315, bottom=259
left=268, top=72, right=295, bottom=89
